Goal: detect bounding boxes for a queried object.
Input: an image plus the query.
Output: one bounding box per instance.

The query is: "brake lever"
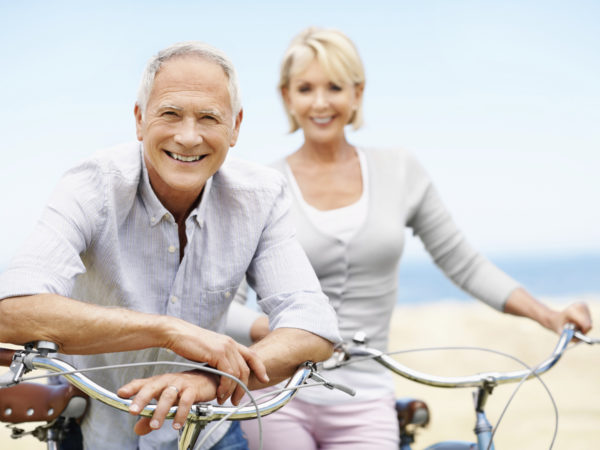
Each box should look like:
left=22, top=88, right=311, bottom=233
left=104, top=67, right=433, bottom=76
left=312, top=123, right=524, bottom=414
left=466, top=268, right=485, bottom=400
left=0, top=341, right=59, bottom=387
left=308, top=371, right=355, bottom=396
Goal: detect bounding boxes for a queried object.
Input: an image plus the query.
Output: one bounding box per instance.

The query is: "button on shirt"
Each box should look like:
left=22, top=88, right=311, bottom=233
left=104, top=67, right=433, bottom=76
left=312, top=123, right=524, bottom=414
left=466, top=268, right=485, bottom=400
left=0, top=142, right=340, bottom=449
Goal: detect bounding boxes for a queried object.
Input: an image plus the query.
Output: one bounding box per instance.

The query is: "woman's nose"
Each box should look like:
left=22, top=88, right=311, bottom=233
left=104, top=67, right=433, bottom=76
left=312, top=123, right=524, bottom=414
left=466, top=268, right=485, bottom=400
left=313, top=89, right=329, bottom=109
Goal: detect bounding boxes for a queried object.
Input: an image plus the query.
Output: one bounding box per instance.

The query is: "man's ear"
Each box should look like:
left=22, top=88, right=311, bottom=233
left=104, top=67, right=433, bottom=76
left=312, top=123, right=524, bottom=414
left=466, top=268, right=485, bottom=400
left=134, top=104, right=144, bottom=142
left=229, top=108, right=244, bottom=147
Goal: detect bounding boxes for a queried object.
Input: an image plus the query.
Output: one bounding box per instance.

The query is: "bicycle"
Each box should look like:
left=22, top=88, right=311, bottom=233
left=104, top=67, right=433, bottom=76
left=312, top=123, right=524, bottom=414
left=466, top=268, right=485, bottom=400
left=0, top=341, right=350, bottom=450
left=322, top=324, right=598, bottom=450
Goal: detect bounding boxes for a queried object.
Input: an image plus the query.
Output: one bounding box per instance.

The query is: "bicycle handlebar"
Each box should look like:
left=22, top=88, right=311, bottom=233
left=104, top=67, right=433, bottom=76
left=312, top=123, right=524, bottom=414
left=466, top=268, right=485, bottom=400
left=0, top=347, right=316, bottom=423
left=324, top=324, right=579, bottom=389
left=1, top=343, right=345, bottom=450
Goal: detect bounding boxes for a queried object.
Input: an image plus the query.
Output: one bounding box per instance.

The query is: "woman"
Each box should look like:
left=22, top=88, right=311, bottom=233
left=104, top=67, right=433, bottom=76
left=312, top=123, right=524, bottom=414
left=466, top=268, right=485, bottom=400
left=230, top=27, right=592, bottom=449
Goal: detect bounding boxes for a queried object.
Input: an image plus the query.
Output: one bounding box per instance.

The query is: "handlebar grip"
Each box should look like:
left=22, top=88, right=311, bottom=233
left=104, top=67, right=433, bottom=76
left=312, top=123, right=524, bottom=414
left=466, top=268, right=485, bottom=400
left=0, top=348, right=16, bottom=367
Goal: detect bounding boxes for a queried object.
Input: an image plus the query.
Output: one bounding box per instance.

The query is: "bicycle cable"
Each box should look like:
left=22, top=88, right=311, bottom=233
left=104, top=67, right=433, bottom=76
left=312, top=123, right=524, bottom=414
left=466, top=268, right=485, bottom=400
left=331, top=344, right=564, bottom=450
left=19, top=358, right=336, bottom=450
left=195, top=381, right=331, bottom=449
left=20, top=359, right=265, bottom=448
left=489, top=341, right=584, bottom=450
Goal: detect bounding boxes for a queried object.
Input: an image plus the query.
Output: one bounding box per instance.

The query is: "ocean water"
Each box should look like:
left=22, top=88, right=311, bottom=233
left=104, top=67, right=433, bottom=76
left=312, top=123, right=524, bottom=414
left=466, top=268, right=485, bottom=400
left=397, top=252, right=600, bottom=305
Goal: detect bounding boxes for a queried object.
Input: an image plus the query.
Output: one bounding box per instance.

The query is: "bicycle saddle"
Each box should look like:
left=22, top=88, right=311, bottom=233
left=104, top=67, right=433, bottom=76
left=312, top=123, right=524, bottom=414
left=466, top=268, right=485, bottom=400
left=0, top=382, right=88, bottom=423
left=396, top=397, right=430, bottom=428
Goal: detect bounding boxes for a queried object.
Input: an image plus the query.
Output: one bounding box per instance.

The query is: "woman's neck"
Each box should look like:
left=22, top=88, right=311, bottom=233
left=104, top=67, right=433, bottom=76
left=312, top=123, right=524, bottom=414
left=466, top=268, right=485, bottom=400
left=293, top=136, right=355, bottom=165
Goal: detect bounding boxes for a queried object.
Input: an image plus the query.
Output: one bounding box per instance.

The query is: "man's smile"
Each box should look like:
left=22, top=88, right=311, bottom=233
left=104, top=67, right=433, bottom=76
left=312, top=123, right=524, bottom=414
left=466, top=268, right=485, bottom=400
left=165, top=151, right=206, bottom=162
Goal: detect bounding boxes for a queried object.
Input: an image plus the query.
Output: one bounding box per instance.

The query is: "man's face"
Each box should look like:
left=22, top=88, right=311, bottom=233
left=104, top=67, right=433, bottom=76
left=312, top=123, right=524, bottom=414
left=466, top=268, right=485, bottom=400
left=135, top=55, right=242, bottom=206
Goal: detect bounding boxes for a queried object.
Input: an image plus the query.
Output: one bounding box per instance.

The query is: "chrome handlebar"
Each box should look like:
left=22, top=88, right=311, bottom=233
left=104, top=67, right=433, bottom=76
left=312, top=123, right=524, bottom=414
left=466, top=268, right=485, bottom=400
left=1, top=345, right=323, bottom=450
left=1, top=347, right=317, bottom=422
left=325, top=324, right=580, bottom=390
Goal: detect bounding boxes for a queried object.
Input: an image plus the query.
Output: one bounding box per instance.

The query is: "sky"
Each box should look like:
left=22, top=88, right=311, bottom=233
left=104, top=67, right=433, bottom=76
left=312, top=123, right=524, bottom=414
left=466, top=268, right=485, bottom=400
left=1, top=0, right=599, bottom=266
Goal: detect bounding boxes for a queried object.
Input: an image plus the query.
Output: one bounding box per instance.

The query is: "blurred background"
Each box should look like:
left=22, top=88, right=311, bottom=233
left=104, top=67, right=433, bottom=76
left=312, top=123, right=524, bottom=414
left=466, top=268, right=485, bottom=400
left=1, top=2, right=599, bottom=449
left=1, top=0, right=598, bottom=302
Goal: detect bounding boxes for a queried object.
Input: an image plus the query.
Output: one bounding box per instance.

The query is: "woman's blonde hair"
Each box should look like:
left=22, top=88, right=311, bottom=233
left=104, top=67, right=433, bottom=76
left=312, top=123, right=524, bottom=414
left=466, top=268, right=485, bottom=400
left=279, top=27, right=366, bottom=132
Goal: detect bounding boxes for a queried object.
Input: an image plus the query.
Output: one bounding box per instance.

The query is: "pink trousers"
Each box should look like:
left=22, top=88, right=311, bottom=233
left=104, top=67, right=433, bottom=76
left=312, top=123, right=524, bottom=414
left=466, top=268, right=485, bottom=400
left=241, top=395, right=399, bottom=450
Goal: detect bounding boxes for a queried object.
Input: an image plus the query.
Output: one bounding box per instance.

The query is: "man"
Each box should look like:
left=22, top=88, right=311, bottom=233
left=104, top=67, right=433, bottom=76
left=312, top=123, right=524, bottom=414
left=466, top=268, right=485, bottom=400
left=0, top=42, right=340, bottom=449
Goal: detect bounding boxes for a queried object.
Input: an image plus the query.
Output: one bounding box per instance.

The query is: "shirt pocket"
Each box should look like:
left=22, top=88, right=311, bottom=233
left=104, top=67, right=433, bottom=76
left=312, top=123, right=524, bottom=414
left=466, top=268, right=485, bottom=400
left=195, top=286, right=237, bottom=332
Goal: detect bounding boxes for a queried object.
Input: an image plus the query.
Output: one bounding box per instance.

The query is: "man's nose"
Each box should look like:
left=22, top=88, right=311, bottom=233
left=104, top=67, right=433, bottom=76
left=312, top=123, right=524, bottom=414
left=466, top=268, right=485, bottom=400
left=174, top=118, right=203, bottom=148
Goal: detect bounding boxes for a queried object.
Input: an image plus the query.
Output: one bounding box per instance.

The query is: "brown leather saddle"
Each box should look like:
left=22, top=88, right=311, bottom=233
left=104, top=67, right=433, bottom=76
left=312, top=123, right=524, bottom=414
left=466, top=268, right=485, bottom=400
left=0, top=382, right=88, bottom=424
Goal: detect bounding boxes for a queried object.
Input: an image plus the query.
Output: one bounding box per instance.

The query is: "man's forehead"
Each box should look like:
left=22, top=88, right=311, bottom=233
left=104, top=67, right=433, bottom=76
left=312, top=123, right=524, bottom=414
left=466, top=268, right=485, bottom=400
left=149, top=57, right=232, bottom=110
left=157, top=55, right=228, bottom=84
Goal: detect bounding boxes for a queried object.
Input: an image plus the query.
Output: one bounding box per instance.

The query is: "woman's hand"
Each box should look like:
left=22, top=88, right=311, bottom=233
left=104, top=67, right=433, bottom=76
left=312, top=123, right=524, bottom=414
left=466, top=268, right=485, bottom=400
left=548, top=301, right=592, bottom=335
left=117, top=370, right=218, bottom=435
left=504, top=287, right=593, bottom=335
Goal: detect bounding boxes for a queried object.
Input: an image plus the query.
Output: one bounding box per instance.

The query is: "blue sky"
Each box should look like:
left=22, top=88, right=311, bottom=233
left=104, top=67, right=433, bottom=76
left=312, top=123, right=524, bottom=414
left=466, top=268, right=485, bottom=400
left=1, top=1, right=599, bottom=265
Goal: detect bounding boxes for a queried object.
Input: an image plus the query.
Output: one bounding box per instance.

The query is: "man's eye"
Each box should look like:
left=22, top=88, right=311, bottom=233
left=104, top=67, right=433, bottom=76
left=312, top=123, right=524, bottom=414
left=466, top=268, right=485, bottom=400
left=162, top=111, right=179, bottom=117
left=200, top=115, right=217, bottom=122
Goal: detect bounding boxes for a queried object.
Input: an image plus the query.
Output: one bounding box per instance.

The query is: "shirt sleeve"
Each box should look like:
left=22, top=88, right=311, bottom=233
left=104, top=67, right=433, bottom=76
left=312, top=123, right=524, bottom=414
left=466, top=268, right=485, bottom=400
left=245, top=181, right=341, bottom=344
left=0, top=161, right=106, bottom=300
left=405, top=154, right=521, bottom=311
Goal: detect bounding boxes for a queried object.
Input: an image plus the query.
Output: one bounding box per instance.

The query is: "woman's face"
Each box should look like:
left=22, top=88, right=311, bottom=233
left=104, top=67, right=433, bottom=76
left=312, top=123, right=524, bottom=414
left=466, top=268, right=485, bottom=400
left=283, top=58, right=362, bottom=145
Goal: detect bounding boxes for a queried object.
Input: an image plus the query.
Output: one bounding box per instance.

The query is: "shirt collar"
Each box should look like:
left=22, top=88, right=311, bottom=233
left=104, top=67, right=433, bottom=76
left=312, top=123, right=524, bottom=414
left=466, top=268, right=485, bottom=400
left=138, top=143, right=213, bottom=228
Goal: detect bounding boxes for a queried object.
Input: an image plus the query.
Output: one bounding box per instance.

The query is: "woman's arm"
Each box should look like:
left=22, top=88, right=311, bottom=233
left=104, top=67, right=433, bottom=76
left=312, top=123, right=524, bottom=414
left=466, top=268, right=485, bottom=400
left=503, top=287, right=592, bottom=334
left=226, top=279, right=269, bottom=345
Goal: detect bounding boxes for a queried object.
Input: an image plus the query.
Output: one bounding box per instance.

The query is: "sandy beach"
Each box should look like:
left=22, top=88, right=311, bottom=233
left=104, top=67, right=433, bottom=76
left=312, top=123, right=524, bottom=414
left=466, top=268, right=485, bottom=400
left=387, top=297, right=600, bottom=449
left=2, top=297, right=599, bottom=449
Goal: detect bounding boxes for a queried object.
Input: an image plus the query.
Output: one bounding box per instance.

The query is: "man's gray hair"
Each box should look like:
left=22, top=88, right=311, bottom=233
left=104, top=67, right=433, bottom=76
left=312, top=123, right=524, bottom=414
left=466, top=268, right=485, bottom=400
left=136, top=41, right=242, bottom=117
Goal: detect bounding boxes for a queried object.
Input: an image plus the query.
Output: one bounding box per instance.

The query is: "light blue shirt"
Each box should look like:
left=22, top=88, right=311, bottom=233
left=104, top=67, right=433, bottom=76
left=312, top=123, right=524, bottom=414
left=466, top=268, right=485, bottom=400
left=0, top=142, right=340, bottom=449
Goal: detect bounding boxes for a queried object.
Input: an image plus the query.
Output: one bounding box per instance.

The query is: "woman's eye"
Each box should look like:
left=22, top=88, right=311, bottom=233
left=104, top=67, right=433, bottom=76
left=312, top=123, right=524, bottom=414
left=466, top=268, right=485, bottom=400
left=329, top=83, right=342, bottom=92
left=297, top=85, right=311, bottom=93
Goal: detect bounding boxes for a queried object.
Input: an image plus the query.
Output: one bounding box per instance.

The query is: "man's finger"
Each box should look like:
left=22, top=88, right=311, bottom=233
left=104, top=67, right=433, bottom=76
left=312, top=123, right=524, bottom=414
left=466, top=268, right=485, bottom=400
left=173, top=389, right=195, bottom=430
left=149, top=384, right=180, bottom=430
left=216, top=368, right=237, bottom=404
left=231, top=384, right=246, bottom=406
left=133, top=417, right=153, bottom=436
left=240, top=345, right=269, bottom=384
left=117, top=378, right=144, bottom=400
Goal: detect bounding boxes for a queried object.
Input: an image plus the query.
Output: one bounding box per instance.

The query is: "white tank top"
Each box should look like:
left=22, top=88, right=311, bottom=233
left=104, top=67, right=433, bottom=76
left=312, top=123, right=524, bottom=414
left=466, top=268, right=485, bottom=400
left=285, top=148, right=368, bottom=243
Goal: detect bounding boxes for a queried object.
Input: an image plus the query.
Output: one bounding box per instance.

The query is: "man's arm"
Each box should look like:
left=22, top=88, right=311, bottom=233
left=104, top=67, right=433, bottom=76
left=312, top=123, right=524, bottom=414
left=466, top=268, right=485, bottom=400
left=119, top=326, right=332, bottom=434
left=0, top=294, right=268, bottom=401
left=247, top=327, right=332, bottom=387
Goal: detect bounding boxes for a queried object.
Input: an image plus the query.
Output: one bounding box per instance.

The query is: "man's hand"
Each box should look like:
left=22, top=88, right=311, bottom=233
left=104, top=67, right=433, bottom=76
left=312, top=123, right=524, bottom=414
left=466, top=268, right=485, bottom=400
left=118, top=370, right=218, bottom=434
left=162, top=320, right=269, bottom=405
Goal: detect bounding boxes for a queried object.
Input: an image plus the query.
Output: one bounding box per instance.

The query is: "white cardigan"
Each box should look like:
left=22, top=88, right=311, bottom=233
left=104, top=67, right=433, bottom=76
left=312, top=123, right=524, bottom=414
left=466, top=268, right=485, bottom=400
left=229, top=147, right=520, bottom=403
